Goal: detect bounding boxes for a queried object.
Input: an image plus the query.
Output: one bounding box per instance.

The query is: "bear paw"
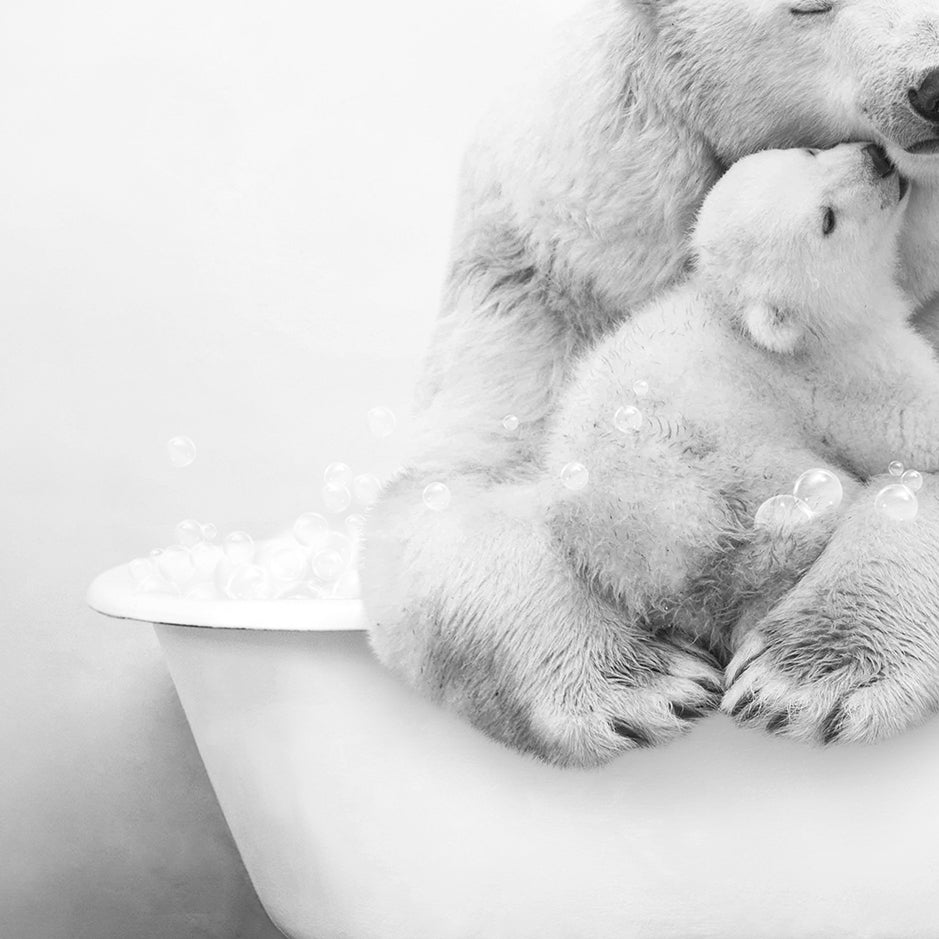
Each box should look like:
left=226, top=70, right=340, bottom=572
left=722, top=623, right=935, bottom=746
left=533, top=640, right=724, bottom=766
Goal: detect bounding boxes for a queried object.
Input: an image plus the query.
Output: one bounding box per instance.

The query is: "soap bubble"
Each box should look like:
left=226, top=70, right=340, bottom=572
left=331, top=569, right=361, bottom=599
left=633, top=379, right=650, bottom=398
left=189, top=542, right=223, bottom=580
left=560, top=462, right=589, bottom=491
left=502, top=415, right=520, bottom=433
left=324, top=461, right=353, bottom=491
left=285, top=581, right=329, bottom=601
left=322, top=484, right=352, bottom=514
left=226, top=564, right=273, bottom=600
left=793, top=469, right=843, bottom=514
left=185, top=583, right=217, bottom=601
left=614, top=406, right=643, bottom=434
left=367, top=406, right=396, bottom=438
left=889, top=461, right=905, bottom=477
left=175, top=519, right=204, bottom=547
left=754, top=495, right=814, bottom=532
left=293, top=512, right=329, bottom=547
left=201, top=522, right=218, bottom=542
left=902, top=470, right=923, bottom=493
left=138, top=576, right=180, bottom=596
left=223, top=531, right=255, bottom=565
left=129, top=558, right=155, bottom=586
left=167, top=436, right=196, bottom=468
left=269, top=546, right=309, bottom=582
left=875, top=484, right=919, bottom=522
left=423, top=481, right=452, bottom=511
left=156, top=545, right=196, bottom=584
left=312, top=548, right=345, bottom=581
left=352, top=473, right=382, bottom=507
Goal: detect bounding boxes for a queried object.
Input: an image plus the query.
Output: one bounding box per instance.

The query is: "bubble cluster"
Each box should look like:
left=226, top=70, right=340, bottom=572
left=754, top=494, right=814, bottom=532
left=423, top=482, right=452, bottom=511
left=793, top=469, right=843, bottom=515
left=367, top=406, right=396, bottom=439
left=875, top=462, right=923, bottom=522
left=226, top=564, right=273, bottom=600
left=293, top=513, right=328, bottom=548
left=614, top=406, right=643, bottom=434
left=560, top=462, right=590, bottom=491
left=167, top=436, right=197, bottom=468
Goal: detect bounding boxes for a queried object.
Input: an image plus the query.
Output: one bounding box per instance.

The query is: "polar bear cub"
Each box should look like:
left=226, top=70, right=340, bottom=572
left=546, top=141, right=939, bottom=659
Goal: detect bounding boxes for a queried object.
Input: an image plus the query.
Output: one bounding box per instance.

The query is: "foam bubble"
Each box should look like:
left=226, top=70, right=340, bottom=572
left=633, top=379, right=650, bottom=398
left=322, top=485, right=352, bottom=515
left=324, top=462, right=353, bottom=491
left=422, top=482, right=452, bottom=511
left=793, top=469, right=843, bottom=514
left=502, top=415, right=520, bottom=433
left=223, top=531, right=255, bottom=565
left=367, top=406, right=396, bottom=438
left=614, top=406, right=643, bottom=434
left=226, top=564, right=273, bottom=600
left=156, top=545, right=196, bottom=585
left=269, top=546, right=309, bottom=582
left=175, top=519, right=204, bottom=548
left=889, top=461, right=905, bottom=477
left=901, top=470, right=923, bottom=493
left=312, top=548, right=345, bottom=581
left=560, top=462, right=589, bottom=491
left=754, top=494, right=814, bottom=532
left=293, top=512, right=329, bottom=547
left=167, top=436, right=196, bottom=468
left=875, top=484, right=918, bottom=522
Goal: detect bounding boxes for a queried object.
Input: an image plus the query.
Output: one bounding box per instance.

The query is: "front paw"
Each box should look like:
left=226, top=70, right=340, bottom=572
left=722, top=612, right=936, bottom=745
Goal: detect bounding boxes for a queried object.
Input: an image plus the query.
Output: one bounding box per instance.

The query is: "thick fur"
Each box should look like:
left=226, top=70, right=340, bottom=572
left=549, top=144, right=939, bottom=747
left=362, top=0, right=939, bottom=766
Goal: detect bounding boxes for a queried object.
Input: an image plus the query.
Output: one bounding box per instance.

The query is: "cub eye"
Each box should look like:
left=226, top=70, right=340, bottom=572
left=790, top=3, right=834, bottom=15
left=822, top=207, right=837, bottom=236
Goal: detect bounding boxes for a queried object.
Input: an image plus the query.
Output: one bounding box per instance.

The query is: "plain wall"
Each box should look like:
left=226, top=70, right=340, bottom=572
left=0, top=1, right=574, bottom=936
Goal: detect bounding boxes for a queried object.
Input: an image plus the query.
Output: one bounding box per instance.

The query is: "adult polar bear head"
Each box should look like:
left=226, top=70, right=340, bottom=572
left=636, top=0, right=939, bottom=170
left=424, top=0, right=939, bottom=433
left=694, top=142, right=910, bottom=353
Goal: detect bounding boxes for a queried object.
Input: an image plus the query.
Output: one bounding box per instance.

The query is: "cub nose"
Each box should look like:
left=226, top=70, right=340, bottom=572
left=909, top=68, right=939, bottom=123
left=863, top=142, right=895, bottom=178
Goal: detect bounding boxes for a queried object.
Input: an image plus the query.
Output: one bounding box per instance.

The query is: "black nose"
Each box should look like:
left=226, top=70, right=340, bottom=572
left=909, top=68, right=939, bottom=123
left=863, top=143, right=895, bottom=178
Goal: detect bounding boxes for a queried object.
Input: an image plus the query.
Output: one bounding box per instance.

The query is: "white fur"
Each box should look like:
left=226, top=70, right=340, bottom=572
left=362, top=0, right=939, bottom=766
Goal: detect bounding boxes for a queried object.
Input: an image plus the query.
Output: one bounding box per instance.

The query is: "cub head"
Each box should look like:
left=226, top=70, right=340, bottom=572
left=692, top=142, right=909, bottom=353
left=632, top=0, right=939, bottom=176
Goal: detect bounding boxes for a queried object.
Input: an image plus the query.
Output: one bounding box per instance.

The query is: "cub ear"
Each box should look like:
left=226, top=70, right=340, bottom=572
left=742, top=301, right=803, bottom=354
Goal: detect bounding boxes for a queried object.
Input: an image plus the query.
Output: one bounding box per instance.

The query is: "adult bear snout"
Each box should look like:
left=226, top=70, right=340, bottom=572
left=908, top=68, right=939, bottom=123
left=863, top=142, right=895, bottom=178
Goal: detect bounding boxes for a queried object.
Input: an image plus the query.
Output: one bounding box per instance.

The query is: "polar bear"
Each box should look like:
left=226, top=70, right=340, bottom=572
left=361, top=0, right=939, bottom=766
left=545, top=142, right=939, bottom=757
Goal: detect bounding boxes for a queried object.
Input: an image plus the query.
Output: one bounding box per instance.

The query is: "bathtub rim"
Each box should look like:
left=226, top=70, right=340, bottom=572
left=87, top=563, right=366, bottom=631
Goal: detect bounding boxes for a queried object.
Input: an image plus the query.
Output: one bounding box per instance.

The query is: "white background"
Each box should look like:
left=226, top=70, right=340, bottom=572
left=0, top=1, right=573, bottom=935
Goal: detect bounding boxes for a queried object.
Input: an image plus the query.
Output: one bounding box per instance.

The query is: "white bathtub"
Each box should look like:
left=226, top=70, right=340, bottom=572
left=88, top=563, right=939, bottom=938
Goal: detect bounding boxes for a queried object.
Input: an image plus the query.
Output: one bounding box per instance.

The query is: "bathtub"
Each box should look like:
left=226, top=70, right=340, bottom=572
left=88, top=563, right=939, bottom=939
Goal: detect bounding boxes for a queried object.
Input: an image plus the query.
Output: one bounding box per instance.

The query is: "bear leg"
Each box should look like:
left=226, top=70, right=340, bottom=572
left=360, top=463, right=723, bottom=766
left=723, top=475, right=939, bottom=744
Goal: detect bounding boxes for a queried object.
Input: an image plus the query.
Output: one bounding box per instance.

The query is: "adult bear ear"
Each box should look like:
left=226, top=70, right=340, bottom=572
left=742, top=301, right=804, bottom=354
